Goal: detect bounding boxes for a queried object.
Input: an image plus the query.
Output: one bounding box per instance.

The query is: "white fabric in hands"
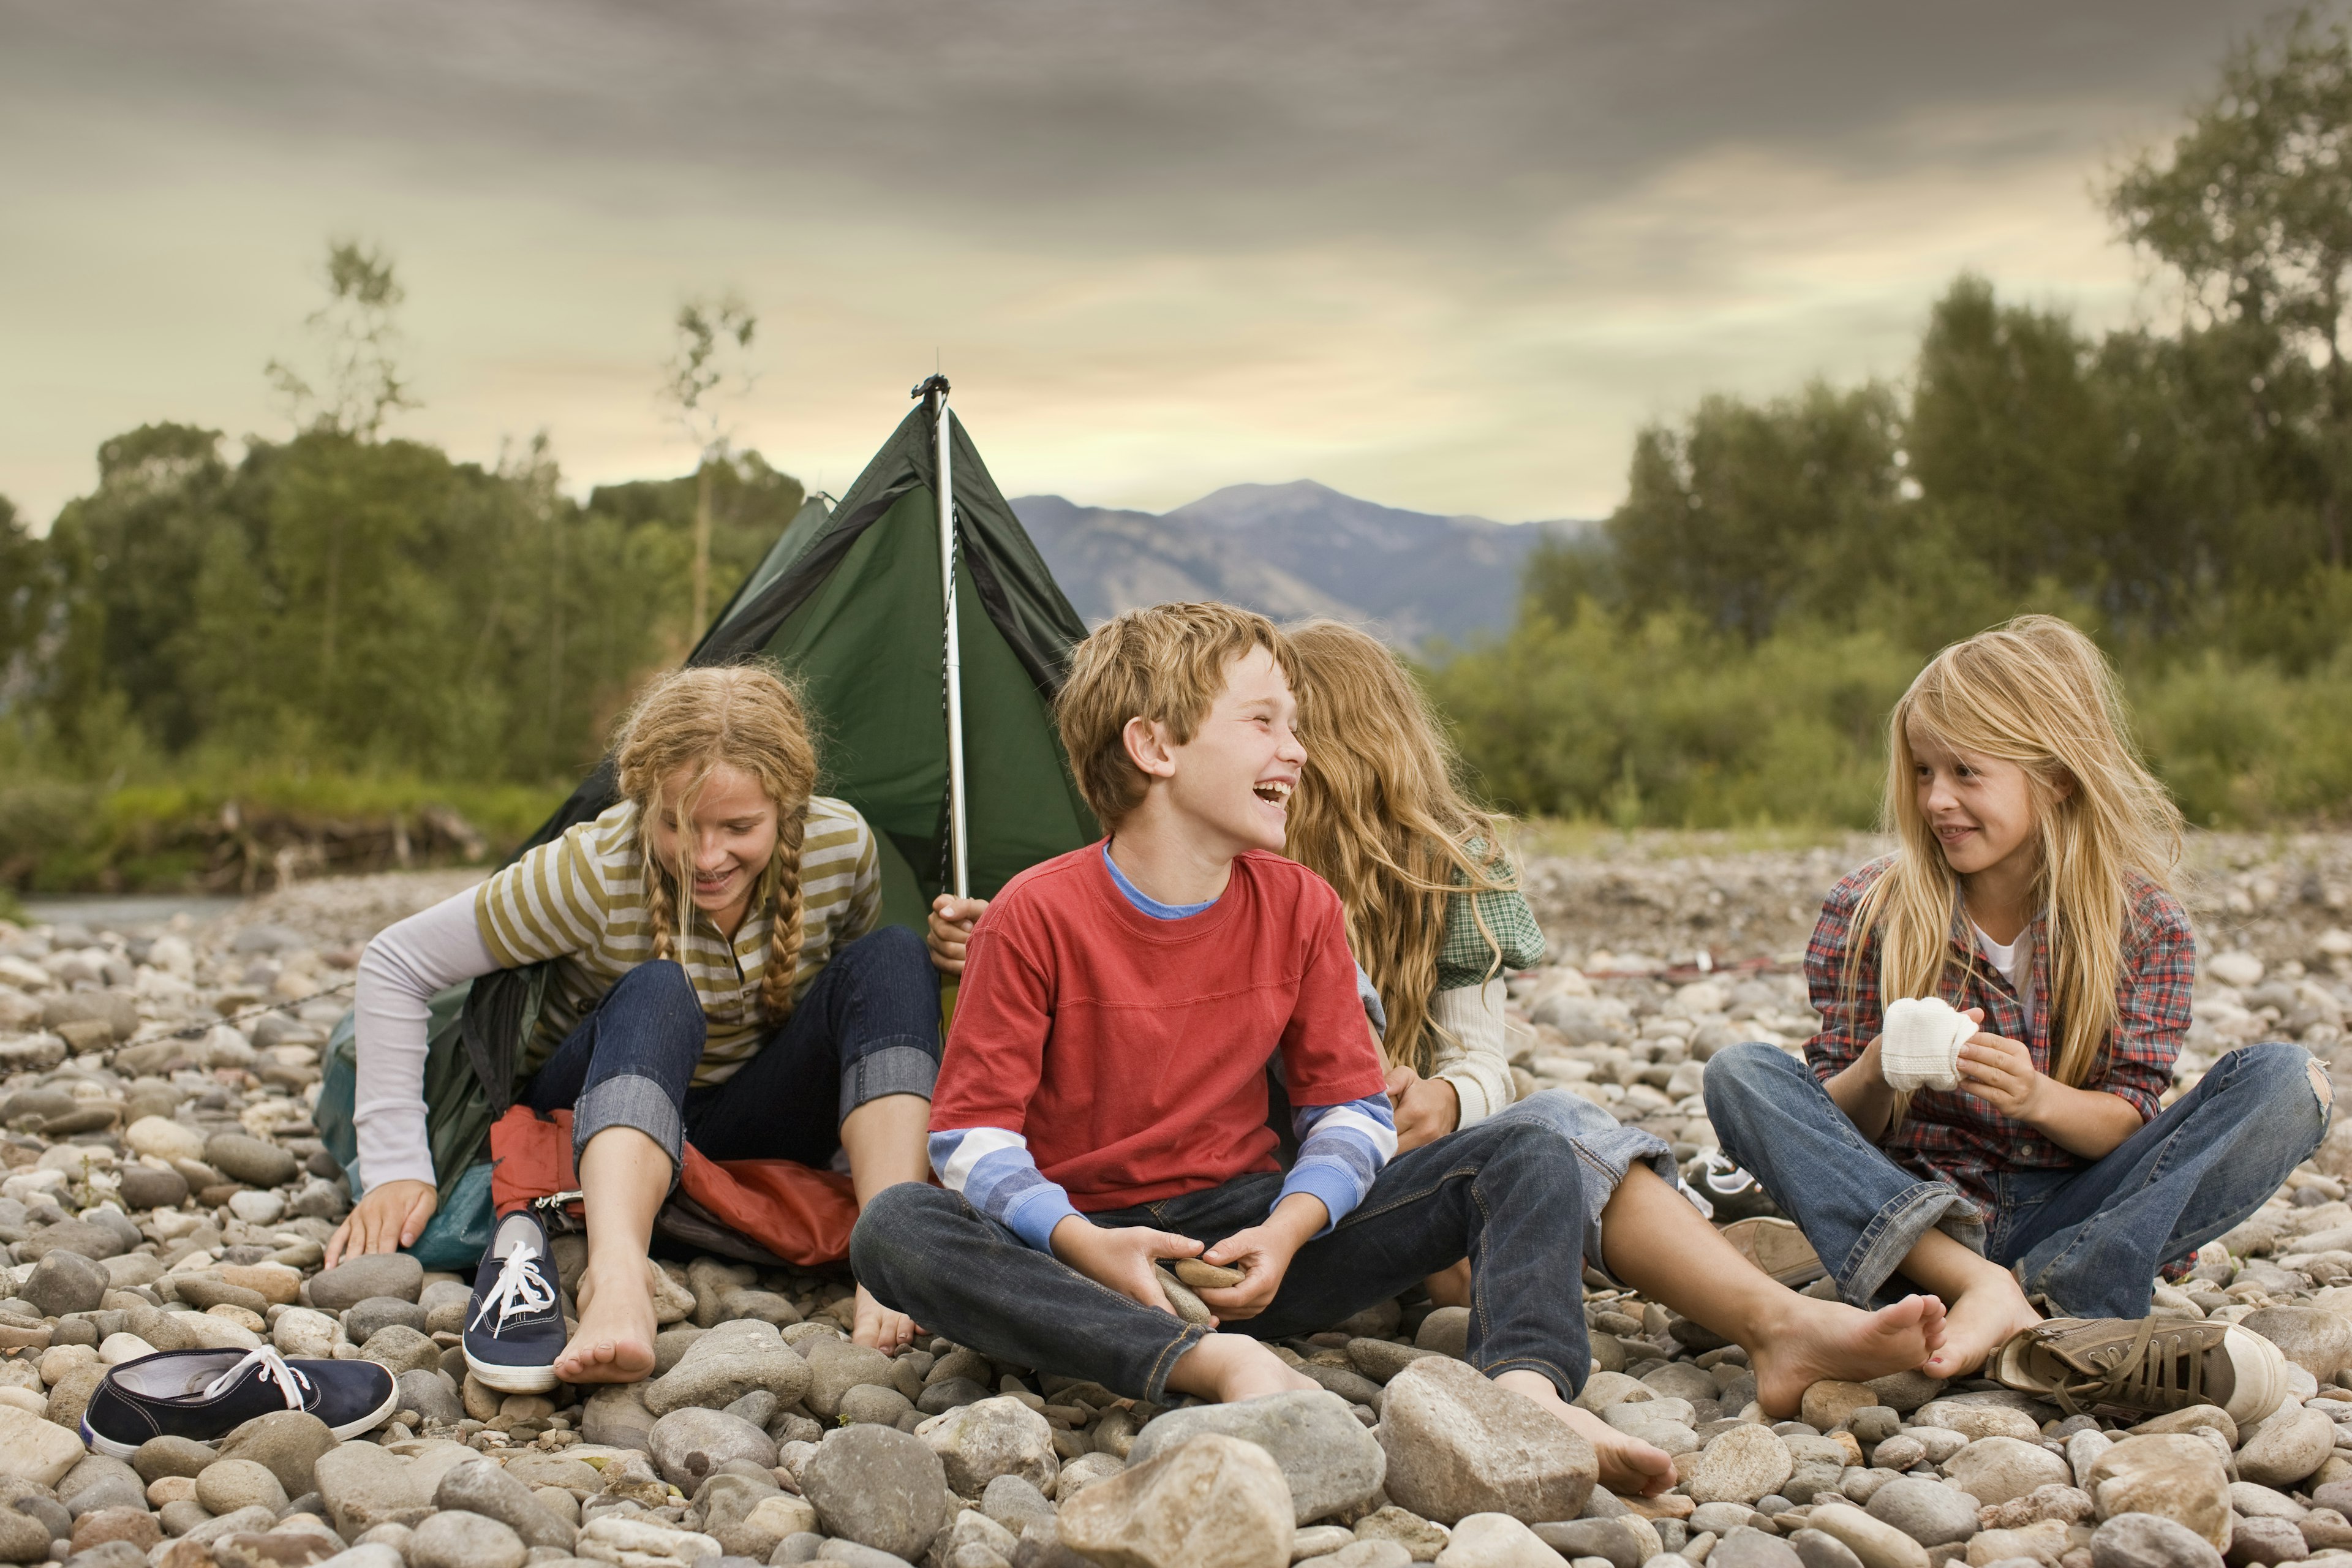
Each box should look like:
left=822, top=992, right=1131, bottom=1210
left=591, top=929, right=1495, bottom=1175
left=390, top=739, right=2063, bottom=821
left=1880, top=996, right=1977, bottom=1093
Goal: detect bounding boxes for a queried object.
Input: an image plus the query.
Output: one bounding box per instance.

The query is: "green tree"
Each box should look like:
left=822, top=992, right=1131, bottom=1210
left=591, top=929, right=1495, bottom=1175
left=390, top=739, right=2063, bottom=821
left=2109, top=6, right=2352, bottom=567
left=659, top=294, right=758, bottom=633
left=266, top=240, right=419, bottom=442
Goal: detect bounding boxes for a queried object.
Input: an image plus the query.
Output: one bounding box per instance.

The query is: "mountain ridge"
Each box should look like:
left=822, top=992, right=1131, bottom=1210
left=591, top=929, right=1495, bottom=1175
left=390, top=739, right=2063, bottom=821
left=1009, top=479, right=1587, bottom=647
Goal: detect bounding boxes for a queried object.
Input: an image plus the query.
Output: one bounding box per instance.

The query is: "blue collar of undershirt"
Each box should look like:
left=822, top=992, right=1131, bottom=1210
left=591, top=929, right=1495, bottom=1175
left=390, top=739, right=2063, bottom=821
left=1101, top=842, right=1218, bottom=919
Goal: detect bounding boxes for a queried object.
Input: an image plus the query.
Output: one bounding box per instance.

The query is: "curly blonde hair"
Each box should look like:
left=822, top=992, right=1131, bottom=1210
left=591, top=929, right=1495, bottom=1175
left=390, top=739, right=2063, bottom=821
left=613, top=663, right=818, bottom=1022
left=1284, top=620, right=1517, bottom=1075
left=1852, top=614, right=2184, bottom=1120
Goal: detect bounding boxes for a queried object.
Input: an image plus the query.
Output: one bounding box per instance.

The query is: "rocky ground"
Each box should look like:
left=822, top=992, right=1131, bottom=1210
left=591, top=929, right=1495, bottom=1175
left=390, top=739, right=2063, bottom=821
left=0, top=834, right=2350, bottom=1568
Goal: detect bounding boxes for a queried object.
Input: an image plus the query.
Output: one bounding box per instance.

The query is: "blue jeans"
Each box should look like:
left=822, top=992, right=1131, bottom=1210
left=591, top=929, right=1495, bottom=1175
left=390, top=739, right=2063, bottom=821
left=1702, top=1039, right=2330, bottom=1318
left=522, top=926, right=941, bottom=1178
left=853, top=1115, right=1594, bottom=1404
left=1487, top=1088, right=1681, bottom=1275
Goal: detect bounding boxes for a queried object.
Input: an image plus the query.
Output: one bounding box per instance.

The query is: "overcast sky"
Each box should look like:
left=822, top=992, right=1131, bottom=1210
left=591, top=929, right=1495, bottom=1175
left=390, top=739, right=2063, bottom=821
left=0, top=1, right=2290, bottom=528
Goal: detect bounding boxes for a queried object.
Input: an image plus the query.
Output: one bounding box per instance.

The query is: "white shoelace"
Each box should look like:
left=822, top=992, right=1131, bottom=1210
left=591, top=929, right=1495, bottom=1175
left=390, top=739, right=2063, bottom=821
left=470, top=1242, right=557, bottom=1336
left=203, top=1346, right=314, bottom=1411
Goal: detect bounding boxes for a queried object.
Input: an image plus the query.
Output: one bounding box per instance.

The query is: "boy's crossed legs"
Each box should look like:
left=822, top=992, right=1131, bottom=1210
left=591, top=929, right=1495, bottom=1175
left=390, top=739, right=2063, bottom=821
left=854, top=1117, right=1944, bottom=1496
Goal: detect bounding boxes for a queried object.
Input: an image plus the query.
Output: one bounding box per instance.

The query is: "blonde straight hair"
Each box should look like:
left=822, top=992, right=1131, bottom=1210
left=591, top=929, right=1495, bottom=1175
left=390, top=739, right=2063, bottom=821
left=1285, top=620, right=1515, bottom=1075
left=1849, top=616, right=2183, bottom=1108
left=613, top=663, right=819, bottom=1023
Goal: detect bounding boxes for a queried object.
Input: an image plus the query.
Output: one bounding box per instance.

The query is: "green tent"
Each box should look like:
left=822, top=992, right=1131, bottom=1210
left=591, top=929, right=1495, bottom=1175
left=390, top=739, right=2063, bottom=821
left=530, top=380, right=1098, bottom=926
left=317, top=385, right=1100, bottom=1262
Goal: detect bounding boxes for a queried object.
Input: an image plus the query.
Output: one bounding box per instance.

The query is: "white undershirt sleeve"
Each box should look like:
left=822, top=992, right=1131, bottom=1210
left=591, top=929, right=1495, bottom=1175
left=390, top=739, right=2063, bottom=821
left=1429, top=980, right=1514, bottom=1129
left=351, top=888, right=501, bottom=1193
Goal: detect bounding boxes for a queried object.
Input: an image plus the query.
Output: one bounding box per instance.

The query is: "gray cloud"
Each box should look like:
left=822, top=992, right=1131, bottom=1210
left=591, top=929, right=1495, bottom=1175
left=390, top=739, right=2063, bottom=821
left=0, top=0, right=2301, bottom=523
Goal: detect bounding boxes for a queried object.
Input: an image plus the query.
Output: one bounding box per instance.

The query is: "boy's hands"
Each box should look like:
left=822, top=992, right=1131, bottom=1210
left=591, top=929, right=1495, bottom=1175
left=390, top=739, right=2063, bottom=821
left=1050, top=1216, right=1205, bottom=1316
left=1385, top=1063, right=1459, bottom=1154
left=927, top=895, right=989, bottom=976
left=1956, top=1028, right=2043, bottom=1118
left=1196, top=1193, right=1325, bottom=1321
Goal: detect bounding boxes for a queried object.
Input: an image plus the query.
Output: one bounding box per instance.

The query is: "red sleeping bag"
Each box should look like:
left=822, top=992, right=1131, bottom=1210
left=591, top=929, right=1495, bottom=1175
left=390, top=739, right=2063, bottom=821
left=487, top=1105, right=860, bottom=1266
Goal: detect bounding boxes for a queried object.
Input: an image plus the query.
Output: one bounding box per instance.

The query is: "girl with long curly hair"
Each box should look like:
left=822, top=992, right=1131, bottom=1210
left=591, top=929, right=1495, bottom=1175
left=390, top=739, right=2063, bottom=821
left=333, top=664, right=940, bottom=1387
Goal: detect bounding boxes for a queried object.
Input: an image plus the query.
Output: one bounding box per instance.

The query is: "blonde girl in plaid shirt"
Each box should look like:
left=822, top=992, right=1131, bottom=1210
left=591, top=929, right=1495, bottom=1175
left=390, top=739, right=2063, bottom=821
left=1706, top=617, right=2331, bottom=1386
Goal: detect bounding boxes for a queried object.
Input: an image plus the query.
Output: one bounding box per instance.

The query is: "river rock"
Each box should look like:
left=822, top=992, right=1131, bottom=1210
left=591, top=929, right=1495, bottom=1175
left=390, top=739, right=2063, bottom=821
left=1686, top=1424, right=1795, bottom=1506
left=0, top=1404, right=88, bottom=1487
left=1534, top=1518, right=1648, bottom=1568
left=308, top=1255, right=423, bottom=1311
left=405, top=1509, right=525, bottom=1568
left=1378, top=1357, right=1595, bottom=1526
left=1058, top=1433, right=1292, bottom=1568
left=124, top=1118, right=206, bottom=1165
left=2237, top=1408, right=2336, bottom=1488
left=918, top=1396, right=1060, bottom=1499
left=581, top=1385, right=655, bottom=1452
left=358, top=1325, right=442, bottom=1378
left=1946, top=1439, right=2070, bottom=1507
left=1804, top=1502, right=1932, bottom=1568
left=797, top=1424, right=951, bottom=1561
left=1917, top=1404, right=2044, bottom=1444
left=203, top=1134, right=298, bottom=1188
left=639, top=1321, right=810, bottom=1416
left=434, top=1458, right=573, bottom=1551
left=197, top=1459, right=288, bottom=1516
left=1865, top=1477, right=1981, bottom=1547
left=1434, top=1512, right=1559, bottom=1568
left=797, top=1335, right=897, bottom=1421
left=218, top=1410, right=335, bottom=1499
left=2086, top=1438, right=2233, bottom=1550
left=1127, top=1389, right=1384, bottom=1525
left=645, top=1408, right=775, bottom=1490
left=1711, top=1535, right=1807, bottom=1568
left=2089, top=1513, right=2225, bottom=1568
left=315, top=1442, right=433, bottom=1536
left=2242, top=1308, right=2352, bottom=1382
left=574, top=1516, right=720, bottom=1568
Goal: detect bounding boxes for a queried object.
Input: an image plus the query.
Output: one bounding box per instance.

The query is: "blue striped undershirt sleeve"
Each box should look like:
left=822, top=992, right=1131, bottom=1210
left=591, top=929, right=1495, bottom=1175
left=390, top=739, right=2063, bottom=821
left=929, top=1127, right=1083, bottom=1255
left=1280, top=1094, right=1398, bottom=1237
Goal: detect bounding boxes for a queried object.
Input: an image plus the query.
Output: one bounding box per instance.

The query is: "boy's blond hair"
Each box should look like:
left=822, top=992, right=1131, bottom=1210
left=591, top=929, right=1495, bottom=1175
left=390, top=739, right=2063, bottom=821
left=1056, top=601, right=1291, bottom=826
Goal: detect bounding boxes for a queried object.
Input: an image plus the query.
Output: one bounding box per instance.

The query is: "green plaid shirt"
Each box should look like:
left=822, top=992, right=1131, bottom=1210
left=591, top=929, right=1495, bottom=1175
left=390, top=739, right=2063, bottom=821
left=1435, top=851, right=1545, bottom=990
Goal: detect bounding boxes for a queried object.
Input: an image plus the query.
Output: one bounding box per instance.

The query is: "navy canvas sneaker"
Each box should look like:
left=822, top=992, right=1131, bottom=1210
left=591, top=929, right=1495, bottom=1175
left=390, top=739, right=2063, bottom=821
left=83, top=1347, right=396, bottom=1457
left=464, top=1207, right=566, bottom=1392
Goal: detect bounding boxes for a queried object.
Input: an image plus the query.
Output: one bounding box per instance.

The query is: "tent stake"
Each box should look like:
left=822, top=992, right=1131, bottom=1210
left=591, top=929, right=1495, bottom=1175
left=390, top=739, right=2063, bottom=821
left=925, top=375, right=971, bottom=900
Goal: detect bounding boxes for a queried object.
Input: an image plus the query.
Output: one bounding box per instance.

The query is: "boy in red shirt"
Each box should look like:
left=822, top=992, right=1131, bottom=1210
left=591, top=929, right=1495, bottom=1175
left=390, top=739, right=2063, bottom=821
left=854, top=603, right=1944, bottom=1495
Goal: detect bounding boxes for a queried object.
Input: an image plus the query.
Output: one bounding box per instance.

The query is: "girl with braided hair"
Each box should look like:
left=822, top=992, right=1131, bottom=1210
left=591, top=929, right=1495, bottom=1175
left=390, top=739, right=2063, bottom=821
left=332, top=665, right=941, bottom=1388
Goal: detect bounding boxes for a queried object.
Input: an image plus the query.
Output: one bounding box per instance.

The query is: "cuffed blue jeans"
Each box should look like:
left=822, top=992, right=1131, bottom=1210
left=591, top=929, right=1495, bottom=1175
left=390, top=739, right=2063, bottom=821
left=522, top=926, right=941, bottom=1180
left=852, top=1115, right=1594, bottom=1404
left=1487, top=1088, right=1681, bottom=1276
left=1702, top=1039, right=2331, bottom=1318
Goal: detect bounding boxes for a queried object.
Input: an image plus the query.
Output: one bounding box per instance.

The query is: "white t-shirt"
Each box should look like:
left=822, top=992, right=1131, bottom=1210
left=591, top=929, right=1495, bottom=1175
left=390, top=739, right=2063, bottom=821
left=1972, top=922, right=2033, bottom=1031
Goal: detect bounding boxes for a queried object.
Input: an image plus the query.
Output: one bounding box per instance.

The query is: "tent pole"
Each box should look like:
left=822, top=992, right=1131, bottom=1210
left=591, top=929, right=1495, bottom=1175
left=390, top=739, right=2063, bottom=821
left=935, top=382, right=971, bottom=900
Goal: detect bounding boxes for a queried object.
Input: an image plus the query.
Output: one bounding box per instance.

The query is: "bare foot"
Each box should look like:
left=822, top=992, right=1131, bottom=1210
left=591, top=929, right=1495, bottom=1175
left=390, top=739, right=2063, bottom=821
left=853, top=1284, right=921, bottom=1355
left=1165, top=1333, right=1324, bottom=1404
left=1921, top=1269, right=2041, bottom=1381
left=1749, top=1292, right=1950, bottom=1418
left=1424, top=1261, right=1472, bottom=1309
left=554, top=1258, right=658, bottom=1384
left=1495, top=1370, right=1678, bottom=1497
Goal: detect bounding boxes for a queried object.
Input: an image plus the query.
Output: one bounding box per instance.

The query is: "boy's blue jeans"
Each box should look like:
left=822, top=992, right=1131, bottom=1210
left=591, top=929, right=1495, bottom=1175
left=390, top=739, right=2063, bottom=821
left=522, top=926, right=941, bottom=1178
left=1702, top=1039, right=2330, bottom=1317
left=853, top=1115, right=1593, bottom=1404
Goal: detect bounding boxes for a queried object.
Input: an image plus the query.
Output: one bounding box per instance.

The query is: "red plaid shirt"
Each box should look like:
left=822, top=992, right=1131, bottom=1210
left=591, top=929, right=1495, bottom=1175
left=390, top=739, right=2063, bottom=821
left=1803, top=856, right=2193, bottom=1210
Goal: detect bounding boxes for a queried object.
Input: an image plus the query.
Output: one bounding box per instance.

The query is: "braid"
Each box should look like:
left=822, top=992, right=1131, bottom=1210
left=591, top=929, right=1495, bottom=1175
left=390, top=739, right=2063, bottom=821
left=639, top=809, right=683, bottom=962
left=759, top=804, right=809, bottom=1022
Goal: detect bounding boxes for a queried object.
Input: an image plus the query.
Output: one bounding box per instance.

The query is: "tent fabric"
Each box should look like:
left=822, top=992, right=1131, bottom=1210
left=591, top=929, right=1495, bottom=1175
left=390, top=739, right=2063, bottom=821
left=523, top=397, right=1099, bottom=931
left=488, top=1105, right=859, bottom=1267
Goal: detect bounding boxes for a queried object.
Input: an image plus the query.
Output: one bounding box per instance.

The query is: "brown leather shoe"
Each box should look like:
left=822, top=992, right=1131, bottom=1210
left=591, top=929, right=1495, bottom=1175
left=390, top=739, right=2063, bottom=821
left=1721, top=1216, right=1827, bottom=1287
left=1994, top=1316, right=2291, bottom=1425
